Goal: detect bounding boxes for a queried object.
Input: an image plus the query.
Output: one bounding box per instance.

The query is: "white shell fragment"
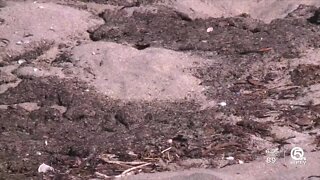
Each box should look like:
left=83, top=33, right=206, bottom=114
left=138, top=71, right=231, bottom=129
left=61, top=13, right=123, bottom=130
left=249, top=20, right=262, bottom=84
left=38, top=163, right=54, bottom=173
left=226, top=156, right=235, bottom=160
left=18, top=59, right=26, bottom=64
left=206, top=27, right=214, bottom=33
left=16, top=41, right=23, bottom=45
left=218, top=101, right=227, bottom=107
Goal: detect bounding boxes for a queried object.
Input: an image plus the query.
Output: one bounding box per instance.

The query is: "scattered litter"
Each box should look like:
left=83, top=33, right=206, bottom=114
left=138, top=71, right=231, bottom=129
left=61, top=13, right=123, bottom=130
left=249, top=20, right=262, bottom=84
left=85, top=89, right=90, bottom=92
left=239, top=160, right=244, bottom=164
left=218, top=101, right=227, bottom=107
left=226, top=156, right=234, bottom=160
left=38, top=163, right=54, bottom=173
left=45, top=140, right=48, bottom=146
left=38, top=5, right=44, bottom=9
left=36, top=151, right=42, bottom=155
left=49, top=27, right=55, bottom=31
left=33, top=68, right=38, bottom=72
left=167, top=139, right=173, bottom=144
left=92, top=51, right=96, bottom=55
left=206, top=27, right=213, bottom=33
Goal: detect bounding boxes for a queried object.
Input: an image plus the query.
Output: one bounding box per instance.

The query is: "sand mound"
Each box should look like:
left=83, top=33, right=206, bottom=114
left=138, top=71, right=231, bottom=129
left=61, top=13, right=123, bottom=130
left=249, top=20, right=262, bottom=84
left=70, top=42, right=205, bottom=101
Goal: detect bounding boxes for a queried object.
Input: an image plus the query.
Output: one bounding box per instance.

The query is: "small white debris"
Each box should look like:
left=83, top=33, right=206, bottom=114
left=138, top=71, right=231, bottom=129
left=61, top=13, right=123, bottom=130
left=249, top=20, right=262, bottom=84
left=33, top=68, right=38, bottom=72
left=38, top=163, right=54, bottom=173
left=128, top=151, right=137, bottom=156
left=49, top=27, right=55, bottom=31
left=226, top=156, right=234, bottom=160
left=218, top=101, right=227, bottom=107
left=238, top=160, right=244, bottom=164
left=92, top=51, right=96, bottom=55
left=206, top=27, right=214, bottom=33
left=17, top=59, right=26, bottom=64
left=38, top=5, right=44, bottom=9
left=36, top=151, right=42, bottom=155
left=45, top=140, right=48, bottom=146
left=167, top=139, right=173, bottom=144
left=16, top=41, right=23, bottom=45
left=85, top=89, right=90, bottom=92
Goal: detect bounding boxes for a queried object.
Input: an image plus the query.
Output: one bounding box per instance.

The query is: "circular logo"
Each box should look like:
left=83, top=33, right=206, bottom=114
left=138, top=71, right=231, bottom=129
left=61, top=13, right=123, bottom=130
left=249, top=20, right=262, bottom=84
left=290, top=147, right=304, bottom=161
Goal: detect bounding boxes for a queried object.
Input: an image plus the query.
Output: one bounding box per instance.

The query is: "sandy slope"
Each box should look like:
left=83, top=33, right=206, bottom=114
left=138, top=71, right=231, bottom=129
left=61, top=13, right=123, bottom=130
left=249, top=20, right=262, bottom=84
left=168, top=0, right=320, bottom=22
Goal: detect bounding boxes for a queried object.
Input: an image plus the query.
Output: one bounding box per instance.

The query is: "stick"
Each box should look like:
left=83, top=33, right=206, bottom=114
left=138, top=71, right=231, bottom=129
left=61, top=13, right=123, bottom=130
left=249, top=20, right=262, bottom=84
left=100, top=159, right=148, bottom=165
left=95, top=172, right=111, bottom=179
left=96, top=163, right=153, bottom=179
left=161, top=147, right=172, bottom=154
left=119, top=163, right=152, bottom=177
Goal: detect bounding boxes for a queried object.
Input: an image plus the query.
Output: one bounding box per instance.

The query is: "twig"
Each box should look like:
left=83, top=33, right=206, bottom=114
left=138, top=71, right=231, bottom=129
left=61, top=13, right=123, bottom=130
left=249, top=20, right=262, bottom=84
left=239, top=47, right=272, bottom=55
left=100, top=159, right=148, bottom=165
left=95, top=172, right=111, bottom=179
left=161, top=147, right=172, bottom=154
left=308, top=175, right=320, bottom=178
left=95, top=163, right=152, bottom=179
left=120, top=163, right=152, bottom=176
left=143, top=157, right=160, bottom=161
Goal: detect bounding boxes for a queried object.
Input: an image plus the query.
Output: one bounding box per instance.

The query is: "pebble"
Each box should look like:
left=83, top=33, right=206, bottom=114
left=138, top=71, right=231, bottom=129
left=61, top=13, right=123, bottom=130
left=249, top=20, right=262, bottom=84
left=207, top=27, right=214, bottom=33
left=38, top=163, right=54, bottom=173
left=218, top=101, right=227, bottom=107
left=17, top=59, right=26, bottom=64
left=226, top=156, right=234, bottom=160
left=16, top=41, right=23, bottom=45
